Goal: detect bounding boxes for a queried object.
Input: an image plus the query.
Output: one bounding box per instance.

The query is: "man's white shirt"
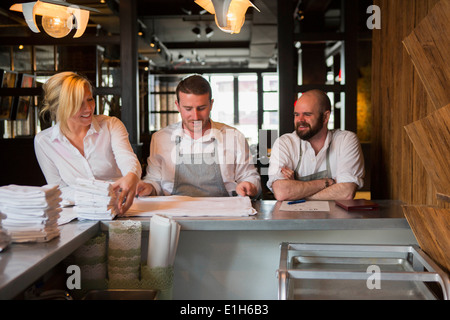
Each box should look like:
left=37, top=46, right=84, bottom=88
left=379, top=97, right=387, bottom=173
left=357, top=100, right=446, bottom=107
left=143, top=120, right=261, bottom=196
left=267, top=129, right=365, bottom=191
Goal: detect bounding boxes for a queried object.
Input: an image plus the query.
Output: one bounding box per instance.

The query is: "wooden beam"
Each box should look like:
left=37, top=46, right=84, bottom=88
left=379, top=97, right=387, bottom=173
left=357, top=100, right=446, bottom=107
left=120, top=0, right=141, bottom=156
left=277, top=0, right=296, bottom=135
left=341, top=0, right=358, bottom=132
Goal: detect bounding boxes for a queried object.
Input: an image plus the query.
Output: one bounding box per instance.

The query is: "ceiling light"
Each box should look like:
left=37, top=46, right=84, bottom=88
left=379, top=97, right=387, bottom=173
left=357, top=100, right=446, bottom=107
left=194, top=0, right=259, bottom=34
left=192, top=26, right=201, bottom=38
left=10, top=0, right=98, bottom=38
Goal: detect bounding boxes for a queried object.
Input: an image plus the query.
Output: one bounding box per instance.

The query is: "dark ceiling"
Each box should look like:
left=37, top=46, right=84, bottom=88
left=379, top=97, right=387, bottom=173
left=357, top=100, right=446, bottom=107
left=0, top=0, right=368, bottom=72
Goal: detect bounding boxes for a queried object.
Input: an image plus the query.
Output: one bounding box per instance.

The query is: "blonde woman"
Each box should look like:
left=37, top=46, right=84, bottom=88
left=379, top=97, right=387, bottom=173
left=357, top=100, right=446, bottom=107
left=34, top=72, right=141, bottom=214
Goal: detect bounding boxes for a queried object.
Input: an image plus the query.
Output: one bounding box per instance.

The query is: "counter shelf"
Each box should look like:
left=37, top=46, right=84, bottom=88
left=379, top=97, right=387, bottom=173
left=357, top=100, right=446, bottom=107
left=278, top=242, right=450, bottom=300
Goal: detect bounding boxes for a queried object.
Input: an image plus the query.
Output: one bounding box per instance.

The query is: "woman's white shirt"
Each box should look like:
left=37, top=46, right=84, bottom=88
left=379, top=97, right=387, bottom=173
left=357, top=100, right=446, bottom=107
left=34, top=115, right=141, bottom=202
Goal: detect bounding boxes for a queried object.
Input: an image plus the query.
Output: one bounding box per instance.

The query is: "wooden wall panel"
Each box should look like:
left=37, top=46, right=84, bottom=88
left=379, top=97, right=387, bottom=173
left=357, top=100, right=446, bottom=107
left=371, top=0, right=449, bottom=208
left=404, top=105, right=450, bottom=200
left=403, top=0, right=450, bottom=111
left=402, top=205, right=450, bottom=274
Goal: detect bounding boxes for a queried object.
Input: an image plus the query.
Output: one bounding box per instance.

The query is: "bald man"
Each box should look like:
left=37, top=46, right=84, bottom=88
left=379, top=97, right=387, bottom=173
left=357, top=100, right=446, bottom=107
left=267, top=90, right=364, bottom=201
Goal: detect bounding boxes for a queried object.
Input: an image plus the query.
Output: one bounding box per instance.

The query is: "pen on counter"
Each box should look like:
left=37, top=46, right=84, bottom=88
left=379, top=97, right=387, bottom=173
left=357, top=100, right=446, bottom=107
left=287, top=199, right=306, bottom=205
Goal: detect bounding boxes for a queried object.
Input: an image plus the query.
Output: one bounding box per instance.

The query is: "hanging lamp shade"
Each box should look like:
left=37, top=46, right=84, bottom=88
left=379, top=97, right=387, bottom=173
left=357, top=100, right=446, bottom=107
left=195, top=0, right=259, bottom=34
left=10, top=0, right=98, bottom=38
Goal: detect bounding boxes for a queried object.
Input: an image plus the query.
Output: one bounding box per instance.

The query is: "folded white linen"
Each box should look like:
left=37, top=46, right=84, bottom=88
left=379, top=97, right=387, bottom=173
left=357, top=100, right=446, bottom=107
left=10, top=229, right=60, bottom=242
left=0, top=198, right=61, bottom=210
left=125, top=196, right=257, bottom=217
left=74, top=205, right=117, bottom=213
left=0, top=184, right=62, bottom=243
left=74, top=178, right=114, bottom=195
left=76, top=212, right=117, bottom=221
left=73, top=178, right=119, bottom=220
left=58, top=207, right=78, bottom=225
left=148, top=215, right=180, bottom=268
left=2, top=217, right=59, bottom=228
left=0, top=184, right=60, bottom=196
left=74, top=193, right=116, bottom=206
left=0, top=206, right=62, bottom=218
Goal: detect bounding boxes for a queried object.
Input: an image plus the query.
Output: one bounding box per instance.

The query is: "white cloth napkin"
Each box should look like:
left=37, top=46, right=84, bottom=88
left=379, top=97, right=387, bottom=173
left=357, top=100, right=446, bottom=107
left=147, top=215, right=180, bottom=268
left=0, top=184, right=61, bottom=243
left=74, top=178, right=119, bottom=220
left=57, top=207, right=78, bottom=225
left=126, top=196, right=257, bottom=217
left=0, top=184, right=60, bottom=198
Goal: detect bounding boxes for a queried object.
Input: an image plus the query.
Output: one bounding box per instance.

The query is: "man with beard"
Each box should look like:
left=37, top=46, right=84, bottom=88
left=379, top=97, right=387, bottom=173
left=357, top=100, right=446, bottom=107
left=267, top=90, right=364, bottom=201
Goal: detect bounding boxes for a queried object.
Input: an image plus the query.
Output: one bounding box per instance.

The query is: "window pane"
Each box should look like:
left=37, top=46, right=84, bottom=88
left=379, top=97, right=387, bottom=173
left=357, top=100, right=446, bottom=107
left=210, top=75, right=234, bottom=126
left=263, top=73, right=278, bottom=91
left=237, top=74, right=257, bottom=145
left=263, top=92, right=278, bottom=111
left=262, top=111, right=278, bottom=131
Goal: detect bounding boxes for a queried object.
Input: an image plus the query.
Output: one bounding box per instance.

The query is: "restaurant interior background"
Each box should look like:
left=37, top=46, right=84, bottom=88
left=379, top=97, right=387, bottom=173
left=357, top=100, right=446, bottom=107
left=0, top=0, right=447, bottom=209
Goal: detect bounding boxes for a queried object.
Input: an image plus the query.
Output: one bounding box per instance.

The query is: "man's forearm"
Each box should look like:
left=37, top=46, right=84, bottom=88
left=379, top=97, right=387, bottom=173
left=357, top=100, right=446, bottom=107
left=272, top=179, right=327, bottom=201
left=272, top=179, right=357, bottom=201
left=306, top=182, right=357, bottom=200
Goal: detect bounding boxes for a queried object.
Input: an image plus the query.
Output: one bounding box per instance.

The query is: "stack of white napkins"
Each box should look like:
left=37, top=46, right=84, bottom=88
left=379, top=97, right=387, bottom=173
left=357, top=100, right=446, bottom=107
left=0, top=184, right=61, bottom=243
left=0, top=212, right=11, bottom=251
left=74, top=178, right=119, bottom=220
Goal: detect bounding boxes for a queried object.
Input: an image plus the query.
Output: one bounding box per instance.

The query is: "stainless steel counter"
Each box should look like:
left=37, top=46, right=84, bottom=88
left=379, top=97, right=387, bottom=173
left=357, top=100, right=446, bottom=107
left=0, top=200, right=412, bottom=300
left=121, top=199, right=409, bottom=231
left=0, top=221, right=99, bottom=300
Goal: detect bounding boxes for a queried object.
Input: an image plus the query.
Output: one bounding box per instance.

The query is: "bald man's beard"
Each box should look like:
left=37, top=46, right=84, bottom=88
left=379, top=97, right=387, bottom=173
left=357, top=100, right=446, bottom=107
left=295, top=113, right=325, bottom=140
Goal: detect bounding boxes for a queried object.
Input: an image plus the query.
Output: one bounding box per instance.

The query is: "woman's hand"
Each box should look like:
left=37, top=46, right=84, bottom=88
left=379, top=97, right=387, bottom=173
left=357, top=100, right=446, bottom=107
left=112, top=172, right=139, bottom=215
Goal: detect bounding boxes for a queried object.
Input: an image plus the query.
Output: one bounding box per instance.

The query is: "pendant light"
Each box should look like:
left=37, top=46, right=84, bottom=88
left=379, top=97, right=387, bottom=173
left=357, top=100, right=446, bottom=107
left=10, top=0, right=99, bottom=38
left=194, top=0, right=259, bottom=34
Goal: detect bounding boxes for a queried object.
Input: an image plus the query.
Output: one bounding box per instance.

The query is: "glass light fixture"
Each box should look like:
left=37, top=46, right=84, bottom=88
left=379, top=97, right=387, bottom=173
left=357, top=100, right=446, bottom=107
left=194, top=0, right=259, bottom=34
left=10, top=0, right=98, bottom=38
left=42, top=15, right=73, bottom=38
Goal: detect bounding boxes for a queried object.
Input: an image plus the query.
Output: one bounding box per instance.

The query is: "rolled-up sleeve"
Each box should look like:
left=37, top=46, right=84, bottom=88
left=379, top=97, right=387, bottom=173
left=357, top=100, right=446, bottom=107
left=142, top=131, right=165, bottom=195
left=233, top=130, right=261, bottom=193
left=266, top=136, right=296, bottom=192
left=335, top=132, right=365, bottom=189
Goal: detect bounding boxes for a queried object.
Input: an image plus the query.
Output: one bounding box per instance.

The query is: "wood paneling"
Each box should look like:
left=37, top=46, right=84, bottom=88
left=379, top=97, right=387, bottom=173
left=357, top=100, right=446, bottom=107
left=402, top=0, right=450, bottom=111
left=371, top=0, right=449, bottom=208
left=402, top=205, right=450, bottom=274
left=404, top=105, right=450, bottom=200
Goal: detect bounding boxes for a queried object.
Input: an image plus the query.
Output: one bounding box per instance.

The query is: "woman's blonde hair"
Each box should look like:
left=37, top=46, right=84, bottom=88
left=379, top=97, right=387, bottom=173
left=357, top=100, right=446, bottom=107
left=40, top=72, right=93, bottom=136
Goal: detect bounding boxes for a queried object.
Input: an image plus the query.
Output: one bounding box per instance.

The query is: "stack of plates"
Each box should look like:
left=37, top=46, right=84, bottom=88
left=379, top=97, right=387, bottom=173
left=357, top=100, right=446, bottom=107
left=74, top=178, right=119, bottom=220
left=0, top=212, right=11, bottom=251
left=0, top=184, right=61, bottom=243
